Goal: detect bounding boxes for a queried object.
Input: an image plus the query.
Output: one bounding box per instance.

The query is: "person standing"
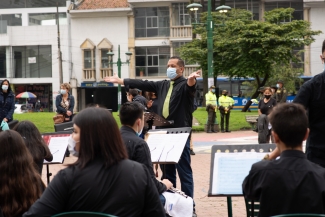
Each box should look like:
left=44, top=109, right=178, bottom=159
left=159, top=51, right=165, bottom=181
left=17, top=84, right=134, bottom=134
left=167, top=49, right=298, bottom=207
left=257, top=87, right=277, bottom=143
left=265, top=39, right=325, bottom=164
left=55, top=83, right=75, bottom=122
left=275, top=80, right=287, bottom=103
left=205, top=85, right=217, bottom=133
left=35, top=100, right=41, bottom=112
left=0, top=79, right=15, bottom=124
left=104, top=56, right=200, bottom=217
left=218, top=90, right=234, bottom=133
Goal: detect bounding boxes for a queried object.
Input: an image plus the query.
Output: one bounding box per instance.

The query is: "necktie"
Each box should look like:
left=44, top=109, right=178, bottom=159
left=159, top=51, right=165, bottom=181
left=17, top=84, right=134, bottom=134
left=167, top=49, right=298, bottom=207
left=162, top=81, right=174, bottom=118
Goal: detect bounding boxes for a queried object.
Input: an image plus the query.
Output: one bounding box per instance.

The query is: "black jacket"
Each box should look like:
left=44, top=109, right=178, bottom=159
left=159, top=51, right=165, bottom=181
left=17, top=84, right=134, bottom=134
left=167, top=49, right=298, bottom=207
left=23, top=159, right=164, bottom=217
left=0, top=90, right=15, bottom=122
left=124, top=77, right=196, bottom=128
left=243, top=150, right=325, bottom=216
left=120, top=126, right=167, bottom=194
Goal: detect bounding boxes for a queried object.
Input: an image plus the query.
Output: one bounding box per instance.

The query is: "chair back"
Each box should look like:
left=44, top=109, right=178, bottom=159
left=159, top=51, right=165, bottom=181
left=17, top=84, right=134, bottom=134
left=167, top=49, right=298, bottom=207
left=245, top=198, right=260, bottom=217
left=52, top=211, right=117, bottom=217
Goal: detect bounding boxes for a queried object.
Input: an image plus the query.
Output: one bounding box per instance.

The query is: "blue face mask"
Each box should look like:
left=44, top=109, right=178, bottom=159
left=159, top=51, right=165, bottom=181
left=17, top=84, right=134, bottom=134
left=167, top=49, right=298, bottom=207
left=211, top=89, right=215, bottom=93
left=166, top=68, right=178, bottom=80
left=61, top=89, right=67, bottom=95
left=2, top=85, right=8, bottom=90
left=136, top=125, right=143, bottom=137
left=276, top=84, right=279, bottom=88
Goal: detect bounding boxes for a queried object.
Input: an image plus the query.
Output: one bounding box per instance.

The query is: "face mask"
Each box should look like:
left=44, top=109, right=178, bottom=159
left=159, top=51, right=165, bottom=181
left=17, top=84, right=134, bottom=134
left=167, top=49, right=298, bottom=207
left=223, top=94, right=227, bottom=96
left=166, top=68, right=178, bottom=80
left=61, top=89, right=66, bottom=95
left=68, top=136, right=79, bottom=157
left=276, top=84, right=280, bottom=88
left=323, top=63, right=325, bottom=71
left=2, top=85, right=8, bottom=90
left=211, top=89, right=215, bottom=93
left=264, top=95, right=271, bottom=99
left=136, top=125, right=143, bottom=137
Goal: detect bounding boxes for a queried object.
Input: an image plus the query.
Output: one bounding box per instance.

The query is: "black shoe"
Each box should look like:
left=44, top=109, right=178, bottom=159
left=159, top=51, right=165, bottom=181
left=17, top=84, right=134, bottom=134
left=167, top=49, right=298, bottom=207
left=221, top=130, right=225, bottom=133
left=190, top=149, right=196, bottom=155
left=225, top=130, right=231, bottom=133
left=207, top=131, right=212, bottom=133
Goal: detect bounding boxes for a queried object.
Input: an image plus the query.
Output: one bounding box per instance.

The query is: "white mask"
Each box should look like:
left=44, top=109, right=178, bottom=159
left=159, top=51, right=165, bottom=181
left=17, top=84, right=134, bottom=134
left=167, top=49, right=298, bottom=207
left=68, top=135, right=79, bottom=157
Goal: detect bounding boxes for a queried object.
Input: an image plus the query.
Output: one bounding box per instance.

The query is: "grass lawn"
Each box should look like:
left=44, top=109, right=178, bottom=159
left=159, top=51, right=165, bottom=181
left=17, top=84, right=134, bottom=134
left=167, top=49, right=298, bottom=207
left=192, top=107, right=258, bottom=132
left=13, top=108, right=258, bottom=133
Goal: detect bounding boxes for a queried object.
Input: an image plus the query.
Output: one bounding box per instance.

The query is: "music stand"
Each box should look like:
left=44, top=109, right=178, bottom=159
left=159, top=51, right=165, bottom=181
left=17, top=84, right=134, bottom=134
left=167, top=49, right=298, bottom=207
left=42, top=132, right=71, bottom=184
left=144, top=112, right=174, bottom=130
left=54, top=122, right=74, bottom=132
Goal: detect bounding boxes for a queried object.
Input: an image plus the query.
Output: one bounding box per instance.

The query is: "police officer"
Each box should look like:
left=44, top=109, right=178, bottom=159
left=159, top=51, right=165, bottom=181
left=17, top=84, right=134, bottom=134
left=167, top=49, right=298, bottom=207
left=276, top=80, right=287, bottom=103
left=218, top=90, right=234, bottom=133
left=205, top=85, right=217, bottom=133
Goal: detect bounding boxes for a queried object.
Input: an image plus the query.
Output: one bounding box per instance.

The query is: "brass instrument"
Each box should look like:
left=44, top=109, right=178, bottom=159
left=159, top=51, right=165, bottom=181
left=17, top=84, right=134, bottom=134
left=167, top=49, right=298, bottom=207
left=224, top=106, right=229, bottom=114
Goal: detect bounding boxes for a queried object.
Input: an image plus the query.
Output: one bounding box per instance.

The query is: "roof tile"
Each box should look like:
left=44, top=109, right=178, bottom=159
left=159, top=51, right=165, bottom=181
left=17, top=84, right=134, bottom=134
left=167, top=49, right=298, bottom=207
left=77, top=0, right=129, bottom=9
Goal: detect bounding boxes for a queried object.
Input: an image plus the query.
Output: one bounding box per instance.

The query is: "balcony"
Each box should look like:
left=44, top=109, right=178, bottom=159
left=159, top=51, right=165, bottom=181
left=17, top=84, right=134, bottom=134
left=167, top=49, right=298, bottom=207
left=100, top=68, right=113, bottom=80
left=170, top=26, right=192, bottom=39
left=184, top=65, right=200, bottom=77
left=83, top=69, right=96, bottom=81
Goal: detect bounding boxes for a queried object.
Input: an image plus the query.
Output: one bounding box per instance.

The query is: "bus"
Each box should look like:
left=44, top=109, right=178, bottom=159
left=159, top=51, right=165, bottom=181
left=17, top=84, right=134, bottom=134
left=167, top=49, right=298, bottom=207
left=195, top=76, right=313, bottom=110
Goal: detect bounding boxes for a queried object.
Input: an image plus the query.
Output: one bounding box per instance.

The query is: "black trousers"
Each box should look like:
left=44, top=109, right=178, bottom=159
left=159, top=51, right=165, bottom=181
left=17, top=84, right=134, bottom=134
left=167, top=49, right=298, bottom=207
left=220, top=112, right=230, bottom=131
left=207, top=109, right=216, bottom=125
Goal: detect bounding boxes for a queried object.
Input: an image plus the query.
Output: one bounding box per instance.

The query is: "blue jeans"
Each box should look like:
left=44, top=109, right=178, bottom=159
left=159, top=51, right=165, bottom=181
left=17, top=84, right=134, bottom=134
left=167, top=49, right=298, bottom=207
left=159, top=194, right=166, bottom=206
left=160, top=138, right=194, bottom=198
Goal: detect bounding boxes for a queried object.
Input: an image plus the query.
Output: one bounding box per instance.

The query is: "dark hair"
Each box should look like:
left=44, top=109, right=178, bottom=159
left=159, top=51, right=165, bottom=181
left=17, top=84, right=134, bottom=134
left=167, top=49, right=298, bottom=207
left=129, top=89, right=139, bottom=97
left=85, top=103, right=105, bottom=108
left=1, top=79, right=12, bottom=93
left=263, top=87, right=272, bottom=93
left=72, top=107, right=128, bottom=169
left=269, top=103, right=308, bottom=148
left=170, top=56, right=185, bottom=67
left=119, top=102, right=144, bottom=126
left=322, top=39, right=325, bottom=54
left=0, top=130, right=44, bottom=217
left=13, top=121, right=52, bottom=170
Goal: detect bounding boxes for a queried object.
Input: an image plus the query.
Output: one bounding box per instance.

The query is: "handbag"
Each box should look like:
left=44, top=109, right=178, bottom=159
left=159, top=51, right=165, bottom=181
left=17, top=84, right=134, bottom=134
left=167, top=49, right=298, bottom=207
left=53, top=114, right=65, bottom=124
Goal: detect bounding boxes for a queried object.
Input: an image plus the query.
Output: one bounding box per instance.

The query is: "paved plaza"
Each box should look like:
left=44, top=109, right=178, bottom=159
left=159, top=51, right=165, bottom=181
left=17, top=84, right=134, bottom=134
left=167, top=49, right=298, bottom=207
left=41, top=130, right=259, bottom=217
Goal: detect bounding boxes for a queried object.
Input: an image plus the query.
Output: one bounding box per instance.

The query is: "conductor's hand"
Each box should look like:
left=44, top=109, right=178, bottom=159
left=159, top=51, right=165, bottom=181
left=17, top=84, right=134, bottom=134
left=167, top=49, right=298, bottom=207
left=104, top=72, right=124, bottom=85
left=147, top=100, right=153, bottom=108
left=187, top=70, right=201, bottom=86
left=162, top=179, right=173, bottom=190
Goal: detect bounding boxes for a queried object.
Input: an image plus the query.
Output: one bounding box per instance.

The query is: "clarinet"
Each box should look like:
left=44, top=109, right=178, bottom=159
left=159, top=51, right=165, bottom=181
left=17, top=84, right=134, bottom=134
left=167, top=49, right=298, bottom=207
left=159, top=180, right=189, bottom=198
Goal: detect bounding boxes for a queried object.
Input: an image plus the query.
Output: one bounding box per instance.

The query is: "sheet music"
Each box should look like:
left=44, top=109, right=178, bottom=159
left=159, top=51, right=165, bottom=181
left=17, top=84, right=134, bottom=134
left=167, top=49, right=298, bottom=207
left=211, top=152, right=267, bottom=195
left=146, top=133, right=189, bottom=163
left=45, top=136, right=69, bottom=163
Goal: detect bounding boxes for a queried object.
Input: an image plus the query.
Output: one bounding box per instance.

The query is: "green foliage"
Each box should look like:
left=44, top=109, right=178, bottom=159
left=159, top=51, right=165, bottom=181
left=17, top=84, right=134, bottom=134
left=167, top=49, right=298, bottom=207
left=179, top=8, right=322, bottom=107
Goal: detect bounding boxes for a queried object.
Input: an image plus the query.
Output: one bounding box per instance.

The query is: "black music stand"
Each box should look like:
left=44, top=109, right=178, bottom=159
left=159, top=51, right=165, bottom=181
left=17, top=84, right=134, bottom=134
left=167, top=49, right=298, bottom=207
left=42, top=132, right=72, bottom=184
left=144, top=112, right=174, bottom=130
left=208, top=143, right=276, bottom=217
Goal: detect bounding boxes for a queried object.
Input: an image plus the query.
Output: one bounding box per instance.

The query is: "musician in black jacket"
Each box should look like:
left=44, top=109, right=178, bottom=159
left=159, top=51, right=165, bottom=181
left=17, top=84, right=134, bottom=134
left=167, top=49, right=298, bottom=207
left=119, top=102, right=173, bottom=205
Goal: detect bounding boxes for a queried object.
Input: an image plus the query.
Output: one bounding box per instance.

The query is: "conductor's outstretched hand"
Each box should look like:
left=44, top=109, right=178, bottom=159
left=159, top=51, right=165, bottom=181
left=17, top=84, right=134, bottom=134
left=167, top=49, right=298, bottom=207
left=104, top=72, right=123, bottom=84
left=188, top=70, right=201, bottom=80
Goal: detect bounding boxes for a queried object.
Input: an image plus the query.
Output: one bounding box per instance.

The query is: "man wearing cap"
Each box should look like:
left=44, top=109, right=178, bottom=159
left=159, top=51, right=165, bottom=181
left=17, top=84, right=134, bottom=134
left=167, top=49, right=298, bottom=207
left=218, top=90, right=234, bottom=133
left=205, top=85, right=217, bottom=133
left=276, top=80, right=287, bottom=103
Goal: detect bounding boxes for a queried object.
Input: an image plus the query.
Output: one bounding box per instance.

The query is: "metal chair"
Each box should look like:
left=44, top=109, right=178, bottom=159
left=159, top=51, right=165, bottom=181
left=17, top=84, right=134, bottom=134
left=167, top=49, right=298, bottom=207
left=245, top=198, right=260, bottom=217
left=52, top=211, right=117, bottom=217
left=272, top=214, right=325, bottom=217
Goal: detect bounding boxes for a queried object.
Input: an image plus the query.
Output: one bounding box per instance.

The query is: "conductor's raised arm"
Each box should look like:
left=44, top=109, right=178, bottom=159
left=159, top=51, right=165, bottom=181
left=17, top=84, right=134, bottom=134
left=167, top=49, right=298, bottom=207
left=187, top=70, right=201, bottom=87
left=104, top=72, right=124, bottom=85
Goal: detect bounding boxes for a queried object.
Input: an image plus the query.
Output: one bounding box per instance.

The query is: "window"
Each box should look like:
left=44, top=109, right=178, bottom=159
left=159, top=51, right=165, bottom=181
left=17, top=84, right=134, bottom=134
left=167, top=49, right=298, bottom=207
left=172, top=42, right=196, bottom=65
left=84, top=50, right=95, bottom=69
left=0, top=47, right=6, bottom=78
left=13, top=46, right=52, bottom=78
left=0, top=14, right=22, bottom=34
left=265, top=1, right=304, bottom=22
left=172, top=3, right=191, bottom=26
left=134, top=7, right=170, bottom=38
left=135, top=47, right=170, bottom=77
left=29, top=13, right=67, bottom=26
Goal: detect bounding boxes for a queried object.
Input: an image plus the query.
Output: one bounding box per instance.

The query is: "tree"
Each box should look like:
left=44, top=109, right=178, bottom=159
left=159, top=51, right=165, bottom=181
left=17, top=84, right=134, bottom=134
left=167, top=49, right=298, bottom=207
left=179, top=8, right=322, bottom=111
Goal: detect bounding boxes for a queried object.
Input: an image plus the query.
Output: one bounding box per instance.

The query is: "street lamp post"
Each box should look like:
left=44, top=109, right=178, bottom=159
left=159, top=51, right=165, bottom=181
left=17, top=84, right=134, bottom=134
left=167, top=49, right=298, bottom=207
left=107, top=45, right=132, bottom=111
left=187, top=3, right=231, bottom=79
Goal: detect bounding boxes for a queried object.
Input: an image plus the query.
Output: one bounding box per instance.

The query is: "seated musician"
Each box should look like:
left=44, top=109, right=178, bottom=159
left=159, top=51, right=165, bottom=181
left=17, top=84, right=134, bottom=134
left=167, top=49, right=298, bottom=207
left=242, top=103, right=325, bottom=216
left=119, top=102, right=173, bottom=203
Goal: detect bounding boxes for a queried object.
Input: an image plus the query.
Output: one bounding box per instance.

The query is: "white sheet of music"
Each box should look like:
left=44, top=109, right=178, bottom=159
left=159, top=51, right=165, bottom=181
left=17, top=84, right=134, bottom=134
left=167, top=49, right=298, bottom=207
left=146, top=133, right=189, bottom=163
left=45, top=137, right=69, bottom=163
left=211, top=152, right=267, bottom=195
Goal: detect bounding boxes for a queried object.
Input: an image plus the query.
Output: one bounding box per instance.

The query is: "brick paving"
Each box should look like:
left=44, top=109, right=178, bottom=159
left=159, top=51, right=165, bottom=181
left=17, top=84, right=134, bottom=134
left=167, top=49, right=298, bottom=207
left=41, top=131, right=255, bottom=217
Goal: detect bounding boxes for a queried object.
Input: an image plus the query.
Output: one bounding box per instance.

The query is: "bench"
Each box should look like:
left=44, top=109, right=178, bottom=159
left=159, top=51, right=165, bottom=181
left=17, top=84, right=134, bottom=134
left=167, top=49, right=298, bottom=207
left=245, top=115, right=259, bottom=130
